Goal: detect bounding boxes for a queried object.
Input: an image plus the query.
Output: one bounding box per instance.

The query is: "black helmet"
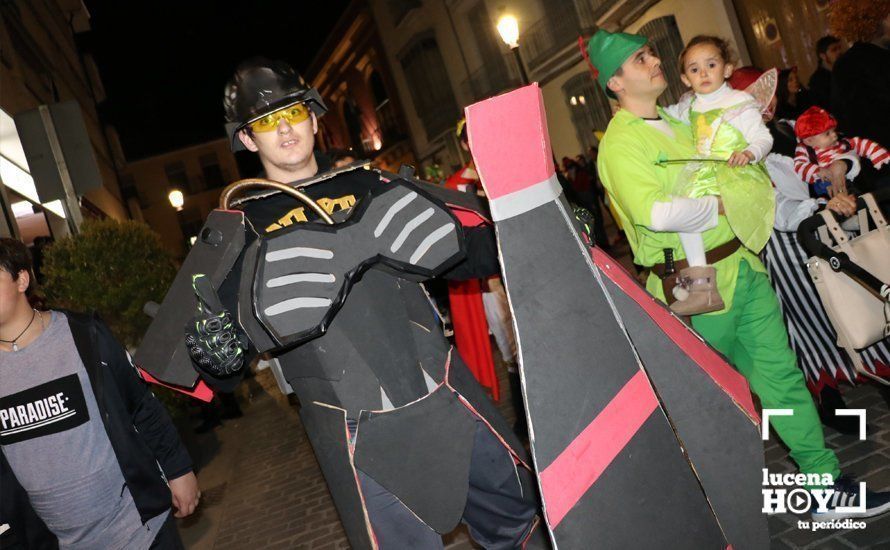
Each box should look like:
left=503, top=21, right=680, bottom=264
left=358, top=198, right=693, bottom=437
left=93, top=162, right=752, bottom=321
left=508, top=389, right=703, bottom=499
left=223, top=57, right=327, bottom=151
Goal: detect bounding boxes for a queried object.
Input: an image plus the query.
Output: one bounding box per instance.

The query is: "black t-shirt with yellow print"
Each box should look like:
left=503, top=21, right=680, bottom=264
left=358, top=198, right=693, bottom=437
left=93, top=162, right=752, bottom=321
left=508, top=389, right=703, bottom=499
left=243, top=164, right=378, bottom=235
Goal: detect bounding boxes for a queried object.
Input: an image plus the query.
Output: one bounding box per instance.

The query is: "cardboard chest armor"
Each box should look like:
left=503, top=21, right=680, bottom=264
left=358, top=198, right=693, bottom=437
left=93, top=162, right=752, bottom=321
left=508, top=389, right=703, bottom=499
left=137, top=167, right=531, bottom=548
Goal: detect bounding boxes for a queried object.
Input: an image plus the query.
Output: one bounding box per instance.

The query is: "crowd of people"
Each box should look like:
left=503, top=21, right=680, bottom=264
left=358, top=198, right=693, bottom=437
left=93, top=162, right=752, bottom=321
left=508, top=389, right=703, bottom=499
left=2, top=3, right=890, bottom=549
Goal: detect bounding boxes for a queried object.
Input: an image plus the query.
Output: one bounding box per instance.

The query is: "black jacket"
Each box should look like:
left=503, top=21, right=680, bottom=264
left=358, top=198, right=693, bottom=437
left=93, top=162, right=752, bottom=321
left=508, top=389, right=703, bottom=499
left=0, top=312, right=193, bottom=549
left=831, top=42, right=890, bottom=148
left=808, top=65, right=832, bottom=110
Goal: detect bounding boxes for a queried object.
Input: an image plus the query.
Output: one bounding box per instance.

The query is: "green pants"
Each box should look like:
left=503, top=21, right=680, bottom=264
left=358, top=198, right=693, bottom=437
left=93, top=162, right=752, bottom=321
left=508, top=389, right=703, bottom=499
left=692, top=260, right=840, bottom=479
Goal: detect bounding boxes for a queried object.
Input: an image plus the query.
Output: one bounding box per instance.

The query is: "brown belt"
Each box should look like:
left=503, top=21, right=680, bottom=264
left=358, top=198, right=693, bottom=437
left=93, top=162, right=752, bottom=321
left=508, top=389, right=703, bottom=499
left=651, top=238, right=742, bottom=304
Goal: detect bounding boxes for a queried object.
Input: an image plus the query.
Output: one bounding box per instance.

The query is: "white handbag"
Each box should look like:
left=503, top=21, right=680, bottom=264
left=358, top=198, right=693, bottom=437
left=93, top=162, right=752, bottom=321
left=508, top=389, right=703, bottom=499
left=805, top=193, right=890, bottom=384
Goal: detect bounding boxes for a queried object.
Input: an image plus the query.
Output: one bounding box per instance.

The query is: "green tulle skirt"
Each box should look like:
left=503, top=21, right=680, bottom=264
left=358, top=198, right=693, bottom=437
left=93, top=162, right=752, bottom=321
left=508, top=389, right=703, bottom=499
left=674, top=162, right=775, bottom=253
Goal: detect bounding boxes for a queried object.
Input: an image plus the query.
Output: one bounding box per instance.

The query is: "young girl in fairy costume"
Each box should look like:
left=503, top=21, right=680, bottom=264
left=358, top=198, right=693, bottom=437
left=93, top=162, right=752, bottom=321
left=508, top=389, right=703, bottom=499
left=663, top=36, right=776, bottom=315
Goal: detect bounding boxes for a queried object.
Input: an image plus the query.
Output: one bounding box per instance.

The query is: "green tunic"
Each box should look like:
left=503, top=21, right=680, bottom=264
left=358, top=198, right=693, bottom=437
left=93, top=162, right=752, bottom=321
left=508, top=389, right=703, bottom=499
left=598, top=109, right=839, bottom=479
left=597, top=108, right=764, bottom=314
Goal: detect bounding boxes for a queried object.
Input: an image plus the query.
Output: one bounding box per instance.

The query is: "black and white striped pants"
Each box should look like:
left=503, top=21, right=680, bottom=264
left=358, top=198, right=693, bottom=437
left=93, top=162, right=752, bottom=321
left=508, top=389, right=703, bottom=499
left=761, top=230, right=890, bottom=391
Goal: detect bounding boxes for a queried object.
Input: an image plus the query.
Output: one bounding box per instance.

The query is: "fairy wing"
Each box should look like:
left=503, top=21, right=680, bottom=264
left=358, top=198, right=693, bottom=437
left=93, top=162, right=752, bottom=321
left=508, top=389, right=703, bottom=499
left=744, top=67, right=778, bottom=115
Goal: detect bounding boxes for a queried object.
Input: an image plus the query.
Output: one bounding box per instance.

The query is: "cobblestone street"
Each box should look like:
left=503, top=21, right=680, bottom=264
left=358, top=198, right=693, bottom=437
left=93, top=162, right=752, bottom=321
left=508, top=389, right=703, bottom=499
left=176, top=353, right=890, bottom=549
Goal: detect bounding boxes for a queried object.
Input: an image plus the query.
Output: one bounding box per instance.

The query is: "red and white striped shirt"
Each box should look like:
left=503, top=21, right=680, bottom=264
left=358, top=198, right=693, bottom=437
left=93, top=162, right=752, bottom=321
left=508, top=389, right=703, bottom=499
left=793, top=136, right=889, bottom=183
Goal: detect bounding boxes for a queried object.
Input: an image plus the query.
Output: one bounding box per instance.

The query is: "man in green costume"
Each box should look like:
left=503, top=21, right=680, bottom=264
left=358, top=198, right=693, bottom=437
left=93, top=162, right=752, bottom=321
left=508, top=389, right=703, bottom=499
left=590, top=29, right=890, bottom=519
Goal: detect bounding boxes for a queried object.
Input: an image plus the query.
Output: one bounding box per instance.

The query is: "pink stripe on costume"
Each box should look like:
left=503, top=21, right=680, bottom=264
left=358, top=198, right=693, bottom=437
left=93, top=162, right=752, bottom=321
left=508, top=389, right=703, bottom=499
left=138, top=368, right=214, bottom=402
left=538, top=370, right=658, bottom=529
left=589, top=247, right=760, bottom=421
left=465, top=84, right=554, bottom=201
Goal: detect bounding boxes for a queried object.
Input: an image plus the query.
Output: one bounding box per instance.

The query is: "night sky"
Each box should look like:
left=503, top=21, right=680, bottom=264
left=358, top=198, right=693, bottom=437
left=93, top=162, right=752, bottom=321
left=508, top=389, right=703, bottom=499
left=83, top=0, right=350, bottom=161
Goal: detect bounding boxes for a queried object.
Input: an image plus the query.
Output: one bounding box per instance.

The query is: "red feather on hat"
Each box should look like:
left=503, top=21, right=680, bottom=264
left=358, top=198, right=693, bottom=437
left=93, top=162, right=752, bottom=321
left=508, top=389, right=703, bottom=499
left=579, top=36, right=599, bottom=79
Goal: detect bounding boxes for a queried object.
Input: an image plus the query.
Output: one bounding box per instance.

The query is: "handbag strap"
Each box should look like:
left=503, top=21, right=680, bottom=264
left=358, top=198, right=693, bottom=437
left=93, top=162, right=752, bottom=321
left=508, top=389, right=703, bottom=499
left=818, top=208, right=856, bottom=259
left=817, top=225, right=831, bottom=247
left=862, top=193, right=889, bottom=236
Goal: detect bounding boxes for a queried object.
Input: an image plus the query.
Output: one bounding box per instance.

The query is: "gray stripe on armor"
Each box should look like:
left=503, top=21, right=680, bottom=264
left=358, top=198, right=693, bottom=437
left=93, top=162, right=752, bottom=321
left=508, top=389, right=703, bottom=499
left=266, top=247, right=334, bottom=262
left=391, top=208, right=435, bottom=253
left=375, top=191, right=417, bottom=237
left=409, top=224, right=455, bottom=264
left=264, top=297, right=332, bottom=316
left=267, top=273, right=336, bottom=287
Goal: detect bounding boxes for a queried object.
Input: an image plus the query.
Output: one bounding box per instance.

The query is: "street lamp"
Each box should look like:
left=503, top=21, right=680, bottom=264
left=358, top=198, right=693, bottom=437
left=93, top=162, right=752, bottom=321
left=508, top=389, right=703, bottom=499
left=168, top=189, right=184, bottom=211
left=497, top=14, right=530, bottom=85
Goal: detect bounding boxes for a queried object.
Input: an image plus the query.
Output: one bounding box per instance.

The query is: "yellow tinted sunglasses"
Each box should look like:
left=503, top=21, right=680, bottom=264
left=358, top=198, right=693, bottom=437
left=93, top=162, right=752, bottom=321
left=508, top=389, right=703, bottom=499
left=248, top=103, right=311, bottom=133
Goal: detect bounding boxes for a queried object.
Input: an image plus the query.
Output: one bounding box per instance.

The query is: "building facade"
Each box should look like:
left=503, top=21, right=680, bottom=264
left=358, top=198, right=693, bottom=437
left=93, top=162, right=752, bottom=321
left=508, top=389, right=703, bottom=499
left=367, top=0, right=832, bottom=174
left=0, top=0, right=127, bottom=244
left=117, top=138, right=240, bottom=261
left=305, top=0, right=415, bottom=173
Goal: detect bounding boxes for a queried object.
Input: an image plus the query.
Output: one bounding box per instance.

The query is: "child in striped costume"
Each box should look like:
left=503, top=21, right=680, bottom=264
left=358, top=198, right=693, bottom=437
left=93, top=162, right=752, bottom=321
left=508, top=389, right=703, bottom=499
left=794, top=106, right=889, bottom=196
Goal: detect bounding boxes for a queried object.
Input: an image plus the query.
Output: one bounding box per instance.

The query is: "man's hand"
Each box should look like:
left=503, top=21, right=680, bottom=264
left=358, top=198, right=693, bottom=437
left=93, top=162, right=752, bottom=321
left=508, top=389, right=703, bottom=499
left=169, top=471, right=200, bottom=518
left=727, top=150, right=754, bottom=167
left=826, top=160, right=848, bottom=197
left=826, top=193, right=857, bottom=217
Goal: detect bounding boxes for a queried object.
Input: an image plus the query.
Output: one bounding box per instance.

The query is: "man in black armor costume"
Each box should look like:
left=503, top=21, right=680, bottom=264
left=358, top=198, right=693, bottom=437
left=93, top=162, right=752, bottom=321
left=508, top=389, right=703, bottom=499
left=185, top=57, right=542, bottom=549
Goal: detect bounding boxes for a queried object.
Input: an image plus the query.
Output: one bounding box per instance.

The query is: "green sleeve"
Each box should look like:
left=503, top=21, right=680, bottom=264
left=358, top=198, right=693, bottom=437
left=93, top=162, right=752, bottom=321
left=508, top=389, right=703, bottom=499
left=598, top=134, right=668, bottom=229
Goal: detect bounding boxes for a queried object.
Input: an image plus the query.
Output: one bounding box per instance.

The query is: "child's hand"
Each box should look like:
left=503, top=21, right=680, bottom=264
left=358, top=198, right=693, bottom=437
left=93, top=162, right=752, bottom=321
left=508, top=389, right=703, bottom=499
left=727, top=150, right=754, bottom=167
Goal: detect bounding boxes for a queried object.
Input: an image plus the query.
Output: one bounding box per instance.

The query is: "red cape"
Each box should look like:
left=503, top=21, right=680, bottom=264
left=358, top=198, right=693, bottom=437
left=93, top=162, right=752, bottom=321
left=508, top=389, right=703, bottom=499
left=445, top=164, right=499, bottom=400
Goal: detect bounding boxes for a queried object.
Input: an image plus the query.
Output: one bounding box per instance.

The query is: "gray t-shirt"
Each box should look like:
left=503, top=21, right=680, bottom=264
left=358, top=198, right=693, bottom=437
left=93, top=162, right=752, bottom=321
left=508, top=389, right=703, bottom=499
left=0, top=311, right=168, bottom=549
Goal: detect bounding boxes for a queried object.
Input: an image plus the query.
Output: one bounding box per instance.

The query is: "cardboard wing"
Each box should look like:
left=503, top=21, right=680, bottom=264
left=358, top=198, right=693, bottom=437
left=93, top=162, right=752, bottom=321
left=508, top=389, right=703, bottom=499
left=466, top=84, right=768, bottom=549
left=134, top=210, right=246, bottom=395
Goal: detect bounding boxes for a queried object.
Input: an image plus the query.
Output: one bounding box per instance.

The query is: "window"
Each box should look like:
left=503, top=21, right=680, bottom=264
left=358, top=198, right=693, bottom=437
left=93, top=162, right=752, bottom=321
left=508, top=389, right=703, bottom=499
left=638, top=16, right=686, bottom=107
left=118, top=173, right=147, bottom=209
left=369, top=70, right=402, bottom=145
left=369, top=70, right=389, bottom=110
left=199, top=153, right=226, bottom=189
left=342, top=97, right=366, bottom=155
left=178, top=213, right=203, bottom=251
left=399, top=36, right=459, bottom=140
left=563, top=73, right=612, bottom=153
left=466, top=0, right=513, bottom=100
left=6, top=23, right=53, bottom=100
left=387, top=0, right=421, bottom=26
left=164, top=161, right=193, bottom=193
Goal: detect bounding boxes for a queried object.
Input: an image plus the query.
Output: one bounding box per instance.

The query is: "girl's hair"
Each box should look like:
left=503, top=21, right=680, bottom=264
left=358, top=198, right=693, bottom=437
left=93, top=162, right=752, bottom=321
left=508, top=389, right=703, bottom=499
left=679, top=35, right=733, bottom=70
left=776, top=67, right=798, bottom=109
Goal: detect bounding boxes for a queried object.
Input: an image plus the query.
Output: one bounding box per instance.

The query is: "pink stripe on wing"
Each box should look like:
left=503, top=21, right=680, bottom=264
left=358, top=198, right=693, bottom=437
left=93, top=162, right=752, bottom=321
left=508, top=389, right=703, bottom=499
left=538, top=370, right=658, bottom=529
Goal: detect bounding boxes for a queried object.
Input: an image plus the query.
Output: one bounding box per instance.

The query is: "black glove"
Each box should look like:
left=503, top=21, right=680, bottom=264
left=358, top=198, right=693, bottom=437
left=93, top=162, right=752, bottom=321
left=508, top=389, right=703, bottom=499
left=573, top=205, right=596, bottom=245
left=185, top=274, right=248, bottom=377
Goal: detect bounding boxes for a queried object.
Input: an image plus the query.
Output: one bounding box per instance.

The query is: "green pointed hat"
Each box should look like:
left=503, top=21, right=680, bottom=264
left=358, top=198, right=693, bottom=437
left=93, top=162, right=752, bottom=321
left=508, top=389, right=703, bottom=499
left=583, top=30, right=648, bottom=98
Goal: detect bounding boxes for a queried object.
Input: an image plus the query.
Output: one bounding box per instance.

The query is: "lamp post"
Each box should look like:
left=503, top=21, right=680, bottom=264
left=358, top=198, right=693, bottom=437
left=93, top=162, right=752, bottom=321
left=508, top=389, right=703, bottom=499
left=497, top=14, right=530, bottom=86
left=168, top=189, right=184, bottom=211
